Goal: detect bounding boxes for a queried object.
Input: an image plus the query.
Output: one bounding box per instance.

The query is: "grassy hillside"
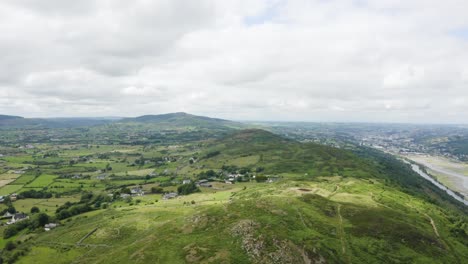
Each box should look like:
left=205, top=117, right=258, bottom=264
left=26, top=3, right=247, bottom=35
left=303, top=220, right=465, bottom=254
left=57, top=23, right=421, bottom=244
left=9, top=178, right=468, bottom=264
left=0, top=129, right=466, bottom=263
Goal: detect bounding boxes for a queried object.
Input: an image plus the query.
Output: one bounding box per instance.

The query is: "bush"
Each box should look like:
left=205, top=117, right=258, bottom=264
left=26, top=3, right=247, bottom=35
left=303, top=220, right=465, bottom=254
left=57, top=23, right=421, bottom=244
left=151, top=187, right=164, bottom=194
left=177, top=183, right=200, bottom=195
left=4, top=241, right=16, bottom=251
left=30, top=206, right=40, bottom=214
left=255, top=175, right=268, bottom=182
left=18, top=190, right=53, bottom=199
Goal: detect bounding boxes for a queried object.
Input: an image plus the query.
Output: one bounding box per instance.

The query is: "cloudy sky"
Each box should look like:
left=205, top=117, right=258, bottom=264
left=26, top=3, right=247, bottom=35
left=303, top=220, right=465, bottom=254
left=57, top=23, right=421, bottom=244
left=1, top=0, right=468, bottom=123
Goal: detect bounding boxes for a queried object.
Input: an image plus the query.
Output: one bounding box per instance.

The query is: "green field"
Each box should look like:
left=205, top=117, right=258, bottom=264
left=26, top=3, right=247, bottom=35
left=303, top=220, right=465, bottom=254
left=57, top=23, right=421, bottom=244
left=25, top=174, right=57, bottom=188
left=0, top=184, right=23, bottom=196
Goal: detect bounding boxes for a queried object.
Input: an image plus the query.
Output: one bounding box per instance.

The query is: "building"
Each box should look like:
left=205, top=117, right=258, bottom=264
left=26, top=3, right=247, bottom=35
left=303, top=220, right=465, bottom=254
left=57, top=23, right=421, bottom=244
left=182, top=179, right=192, bottom=184
left=1, top=212, right=14, bottom=219
left=163, top=192, right=178, bottom=200
left=7, top=213, right=29, bottom=225
left=44, top=223, right=58, bottom=231
left=130, top=187, right=144, bottom=196
left=120, top=193, right=131, bottom=199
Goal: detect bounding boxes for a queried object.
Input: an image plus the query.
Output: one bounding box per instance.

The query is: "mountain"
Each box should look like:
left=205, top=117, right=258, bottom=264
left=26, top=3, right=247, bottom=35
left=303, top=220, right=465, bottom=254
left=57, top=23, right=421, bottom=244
left=0, top=115, right=23, bottom=120
left=0, top=115, right=26, bottom=126
left=120, top=112, right=243, bottom=129
left=0, top=115, right=112, bottom=128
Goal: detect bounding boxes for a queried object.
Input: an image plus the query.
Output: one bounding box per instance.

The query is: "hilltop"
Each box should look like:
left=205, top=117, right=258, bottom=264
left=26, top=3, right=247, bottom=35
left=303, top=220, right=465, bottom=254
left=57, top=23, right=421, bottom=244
left=120, top=112, right=244, bottom=129
left=0, top=115, right=23, bottom=121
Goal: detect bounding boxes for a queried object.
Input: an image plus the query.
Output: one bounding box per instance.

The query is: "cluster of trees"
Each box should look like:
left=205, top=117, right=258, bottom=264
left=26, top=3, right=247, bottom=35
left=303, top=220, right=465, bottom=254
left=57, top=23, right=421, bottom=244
left=55, top=192, right=111, bottom=220
left=196, top=170, right=217, bottom=180
left=56, top=202, right=92, bottom=220
left=204, top=150, right=220, bottom=159
left=18, top=190, right=53, bottom=199
left=177, top=183, right=200, bottom=195
left=221, top=165, right=251, bottom=175
left=150, top=187, right=164, bottom=194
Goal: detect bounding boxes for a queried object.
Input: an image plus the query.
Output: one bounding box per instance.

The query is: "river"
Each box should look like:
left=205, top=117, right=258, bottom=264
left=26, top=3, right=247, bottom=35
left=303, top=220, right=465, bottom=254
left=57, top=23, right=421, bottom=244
left=406, top=161, right=468, bottom=206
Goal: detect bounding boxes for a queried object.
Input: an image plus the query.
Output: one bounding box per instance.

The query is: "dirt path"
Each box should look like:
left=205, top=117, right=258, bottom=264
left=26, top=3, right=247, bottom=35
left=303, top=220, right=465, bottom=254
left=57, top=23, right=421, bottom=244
left=296, top=207, right=307, bottom=228
left=424, top=213, right=440, bottom=238
left=337, top=204, right=351, bottom=264
left=328, top=185, right=340, bottom=198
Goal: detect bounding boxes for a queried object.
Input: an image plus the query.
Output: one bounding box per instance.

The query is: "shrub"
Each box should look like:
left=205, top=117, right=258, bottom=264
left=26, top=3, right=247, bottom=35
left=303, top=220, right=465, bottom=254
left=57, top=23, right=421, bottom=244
left=30, top=206, right=40, bottom=214
left=177, top=183, right=200, bottom=195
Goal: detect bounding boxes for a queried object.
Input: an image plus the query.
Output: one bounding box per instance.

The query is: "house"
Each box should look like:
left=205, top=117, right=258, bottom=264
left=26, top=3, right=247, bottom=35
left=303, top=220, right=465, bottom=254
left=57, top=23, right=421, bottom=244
left=182, top=179, right=191, bottom=184
left=44, top=223, right=58, bottom=231
left=7, top=213, right=29, bottom=225
left=10, top=193, right=17, bottom=201
left=1, top=211, right=14, bottom=219
left=96, top=174, right=107, bottom=180
left=199, top=182, right=212, bottom=188
left=120, top=193, right=131, bottom=199
left=130, top=187, right=144, bottom=196
left=224, top=180, right=233, bottom=184
left=163, top=192, right=178, bottom=200
left=0, top=196, right=4, bottom=203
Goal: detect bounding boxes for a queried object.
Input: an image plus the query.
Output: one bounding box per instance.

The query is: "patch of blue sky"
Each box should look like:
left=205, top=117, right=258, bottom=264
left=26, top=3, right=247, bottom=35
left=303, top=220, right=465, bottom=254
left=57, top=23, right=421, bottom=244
left=244, top=0, right=285, bottom=26
left=448, top=27, right=468, bottom=40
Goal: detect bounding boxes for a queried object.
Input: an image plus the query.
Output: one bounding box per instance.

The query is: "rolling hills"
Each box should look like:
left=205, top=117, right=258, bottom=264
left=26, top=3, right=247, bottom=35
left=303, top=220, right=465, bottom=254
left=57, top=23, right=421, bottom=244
left=0, top=128, right=466, bottom=263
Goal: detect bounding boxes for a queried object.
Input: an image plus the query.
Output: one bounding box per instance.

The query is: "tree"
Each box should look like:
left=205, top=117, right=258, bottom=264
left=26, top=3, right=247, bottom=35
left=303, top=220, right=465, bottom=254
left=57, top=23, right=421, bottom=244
left=151, top=187, right=164, bottom=194
left=255, top=175, right=268, bottom=182
left=121, top=187, right=131, bottom=194
left=4, top=241, right=16, bottom=251
left=30, top=206, right=40, bottom=214
left=177, top=182, right=200, bottom=195
left=34, top=213, right=49, bottom=228
left=7, top=206, right=16, bottom=214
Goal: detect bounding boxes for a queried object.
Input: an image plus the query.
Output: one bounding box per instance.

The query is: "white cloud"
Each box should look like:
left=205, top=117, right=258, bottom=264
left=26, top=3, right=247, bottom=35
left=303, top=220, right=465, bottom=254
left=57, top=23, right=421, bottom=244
left=0, top=0, right=468, bottom=123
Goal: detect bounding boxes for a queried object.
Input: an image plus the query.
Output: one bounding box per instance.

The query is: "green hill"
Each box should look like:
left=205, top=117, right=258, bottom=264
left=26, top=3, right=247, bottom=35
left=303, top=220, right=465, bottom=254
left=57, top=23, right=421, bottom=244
left=120, top=112, right=244, bottom=130
left=1, top=129, right=467, bottom=263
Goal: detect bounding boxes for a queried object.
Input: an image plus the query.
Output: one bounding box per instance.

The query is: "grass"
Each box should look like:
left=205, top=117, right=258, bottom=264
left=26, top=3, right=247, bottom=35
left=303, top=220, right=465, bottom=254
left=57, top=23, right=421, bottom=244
left=13, top=196, right=81, bottom=213
left=4, top=177, right=464, bottom=264
left=25, top=174, right=57, bottom=188
left=0, top=184, right=23, bottom=195
left=11, top=174, right=37, bottom=185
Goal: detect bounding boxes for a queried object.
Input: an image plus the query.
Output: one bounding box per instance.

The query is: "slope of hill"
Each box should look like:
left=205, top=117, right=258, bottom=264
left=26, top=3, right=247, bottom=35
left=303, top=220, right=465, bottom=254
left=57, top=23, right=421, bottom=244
left=0, top=129, right=466, bottom=263
left=11, top=174, right=468, bottom=264
left=202, top=130, right=467, bottom=209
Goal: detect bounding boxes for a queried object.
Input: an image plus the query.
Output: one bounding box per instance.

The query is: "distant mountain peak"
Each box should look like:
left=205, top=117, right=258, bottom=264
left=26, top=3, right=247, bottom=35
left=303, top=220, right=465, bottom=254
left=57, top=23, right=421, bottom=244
left=0, top=114, right=23, bottom=120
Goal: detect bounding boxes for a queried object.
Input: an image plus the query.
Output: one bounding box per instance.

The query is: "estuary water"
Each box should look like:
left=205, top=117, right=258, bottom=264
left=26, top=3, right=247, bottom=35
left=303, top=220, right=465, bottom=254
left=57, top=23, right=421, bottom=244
left=407, top=161, right=468, bottom=206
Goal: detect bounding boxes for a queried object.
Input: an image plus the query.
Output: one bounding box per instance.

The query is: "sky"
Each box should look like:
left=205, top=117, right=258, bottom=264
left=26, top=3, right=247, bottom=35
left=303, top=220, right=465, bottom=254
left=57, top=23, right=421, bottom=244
left=1, top=0, right=468, bottom=123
